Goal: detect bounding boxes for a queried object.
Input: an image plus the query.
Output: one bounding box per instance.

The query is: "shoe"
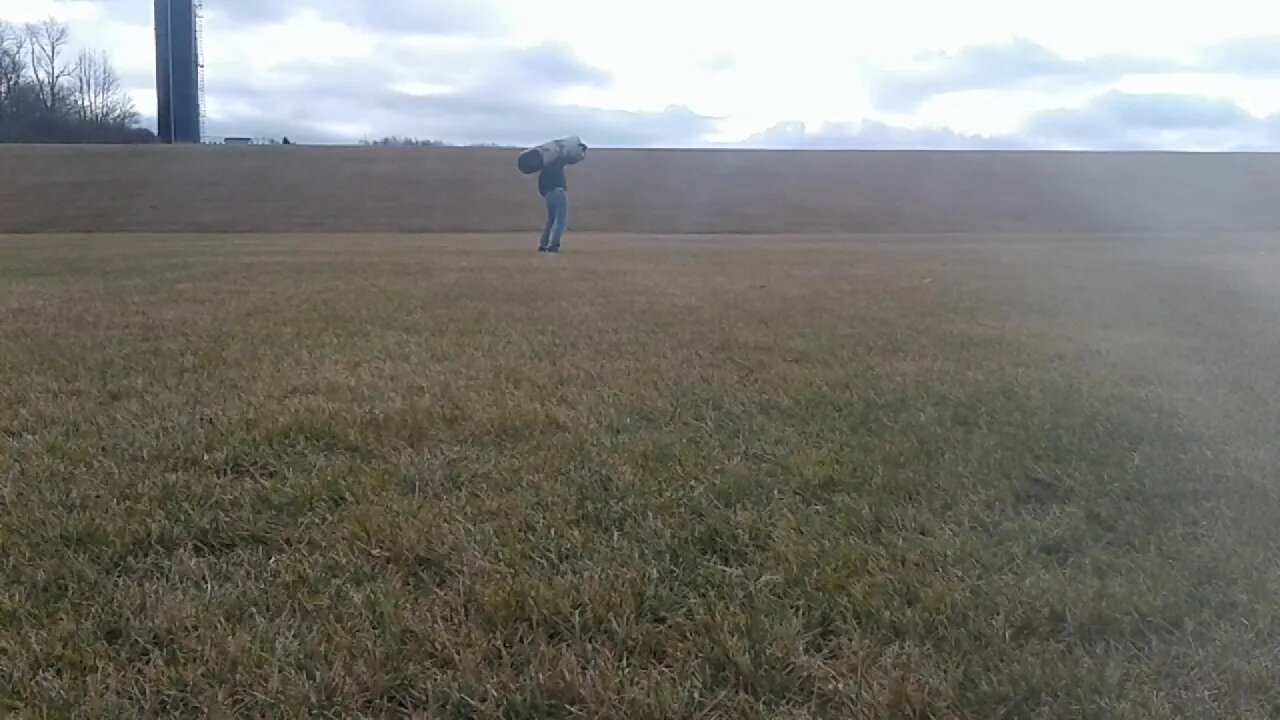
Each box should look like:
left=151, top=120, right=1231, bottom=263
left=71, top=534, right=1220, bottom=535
left=537, top=247, right=549, bottom=253
left=547, top=247, right=561, bottom=254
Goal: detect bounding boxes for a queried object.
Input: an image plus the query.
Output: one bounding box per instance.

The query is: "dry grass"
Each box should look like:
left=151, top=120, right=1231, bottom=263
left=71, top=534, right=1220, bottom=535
left=1, top=233, right=1277, bottom=718
left=5, top=145, right=1280, bottom=235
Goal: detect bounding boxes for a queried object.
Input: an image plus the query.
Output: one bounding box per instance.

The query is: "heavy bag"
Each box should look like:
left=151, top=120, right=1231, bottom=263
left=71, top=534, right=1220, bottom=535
left=518, top=136, right=587, bottom=174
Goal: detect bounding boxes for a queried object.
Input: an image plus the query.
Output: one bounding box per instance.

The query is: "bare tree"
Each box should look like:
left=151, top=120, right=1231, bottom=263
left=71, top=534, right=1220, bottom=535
left=71, top=49, right=136, bottom=126
left=25, top=18, right=71, bottom=113
left=0, top=18, right=150, bottom=143
left=0, top=22, right=28, bottom=112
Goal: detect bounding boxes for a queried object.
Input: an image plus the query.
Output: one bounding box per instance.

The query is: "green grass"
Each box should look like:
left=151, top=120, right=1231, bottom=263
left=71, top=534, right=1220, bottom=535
left=1, top=233, right=1277, bottom=718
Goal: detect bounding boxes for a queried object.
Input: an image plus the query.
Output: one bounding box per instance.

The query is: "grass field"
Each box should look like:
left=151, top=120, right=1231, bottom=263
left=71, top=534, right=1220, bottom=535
left=1, top=233, right=1278, bottom=718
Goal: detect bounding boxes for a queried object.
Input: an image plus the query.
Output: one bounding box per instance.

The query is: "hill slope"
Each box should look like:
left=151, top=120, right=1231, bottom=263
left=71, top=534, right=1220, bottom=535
left=3, top=144, right=1279, bottom=234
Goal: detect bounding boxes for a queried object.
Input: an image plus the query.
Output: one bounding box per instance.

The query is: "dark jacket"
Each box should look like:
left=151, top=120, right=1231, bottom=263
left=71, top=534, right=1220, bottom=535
left=538, top=159, right=568, bottom=197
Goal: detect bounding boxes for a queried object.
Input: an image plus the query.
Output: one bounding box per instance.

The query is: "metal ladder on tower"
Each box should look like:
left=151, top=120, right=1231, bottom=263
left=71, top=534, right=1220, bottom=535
left=194, top=0, right=206, bottom=142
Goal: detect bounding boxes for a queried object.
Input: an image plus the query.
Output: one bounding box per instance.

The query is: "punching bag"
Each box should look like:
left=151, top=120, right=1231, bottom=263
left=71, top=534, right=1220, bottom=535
left=518, top=136, right=588, bottom=174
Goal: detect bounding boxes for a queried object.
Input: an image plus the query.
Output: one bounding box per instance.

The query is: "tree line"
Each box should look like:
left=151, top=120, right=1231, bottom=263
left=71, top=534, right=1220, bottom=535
left=0, top=19, right=153, bottom=143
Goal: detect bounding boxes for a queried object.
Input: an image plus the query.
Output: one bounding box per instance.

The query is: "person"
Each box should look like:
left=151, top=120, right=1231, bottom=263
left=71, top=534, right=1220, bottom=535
left=537, top=157, right=570, bottom=253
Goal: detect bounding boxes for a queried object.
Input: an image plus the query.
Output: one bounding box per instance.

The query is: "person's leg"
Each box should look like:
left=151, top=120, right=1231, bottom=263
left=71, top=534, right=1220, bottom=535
left=550, top=190, right=569, bottom=251
left=538, top=193, right=556, bottom=250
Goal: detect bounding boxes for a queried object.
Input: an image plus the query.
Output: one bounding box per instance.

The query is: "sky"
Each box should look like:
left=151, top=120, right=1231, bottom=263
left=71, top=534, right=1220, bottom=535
left=2, top=0, right=1280, bottom=149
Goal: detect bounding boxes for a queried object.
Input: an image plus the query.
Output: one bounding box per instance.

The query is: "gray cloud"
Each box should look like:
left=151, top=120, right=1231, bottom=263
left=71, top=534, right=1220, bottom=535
left=873, top=36, right=1280, bottom=113
left=1201, top=36, right=1280, bottom=76
left=79, top=0, right=501, bottom=36
left=873, top=39, right=1173, bottom=111
left=255, top=40, right=610, bottom=101
left=206, top=92, right=715, bottom=148
left=377, top=96, right=716, bottom=147
left=203, top=0, right=502, bottom=36
left=703, top=53, right=735, bottom=74
left=355, top=2, right=500, bottom=36
left=467, top=43, right=611, bottom=98
left=1031, top=92, right=1254, bottom=132
left=87, top=0, right=153, bottom=25
left=744, top=93, right=1280, bottom=152
left=202, top=42, right=712, bottom=146
left=1022, top=92, right=1280, bottom=150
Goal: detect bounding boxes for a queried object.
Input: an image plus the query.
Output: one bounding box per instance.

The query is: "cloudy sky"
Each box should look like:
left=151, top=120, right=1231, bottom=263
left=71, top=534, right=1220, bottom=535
left=3, top=0, right=1280, bottom=149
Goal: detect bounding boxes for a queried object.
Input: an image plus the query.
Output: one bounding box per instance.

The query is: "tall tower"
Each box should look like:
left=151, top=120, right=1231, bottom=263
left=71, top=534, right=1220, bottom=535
left=154, top=0, right=202, bottom=143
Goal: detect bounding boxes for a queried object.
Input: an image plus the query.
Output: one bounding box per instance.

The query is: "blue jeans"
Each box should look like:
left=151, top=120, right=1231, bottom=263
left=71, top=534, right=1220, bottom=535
left=540, top=188, right=568, bottom=250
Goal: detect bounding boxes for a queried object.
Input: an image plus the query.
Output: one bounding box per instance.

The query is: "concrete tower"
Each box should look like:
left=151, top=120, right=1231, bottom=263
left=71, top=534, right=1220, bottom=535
left=154, top=0, right=202, bottom=143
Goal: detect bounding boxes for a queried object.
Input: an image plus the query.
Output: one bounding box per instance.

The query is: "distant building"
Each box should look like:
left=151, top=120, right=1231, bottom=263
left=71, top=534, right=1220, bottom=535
left=154, top=0, right=202, bottom=143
